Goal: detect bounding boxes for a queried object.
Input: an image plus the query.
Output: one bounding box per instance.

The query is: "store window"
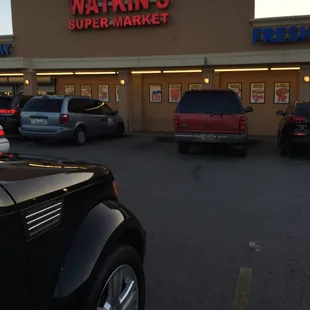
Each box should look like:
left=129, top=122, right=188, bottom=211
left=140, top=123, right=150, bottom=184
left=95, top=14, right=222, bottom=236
left=0, top=86, right=13, bottom=96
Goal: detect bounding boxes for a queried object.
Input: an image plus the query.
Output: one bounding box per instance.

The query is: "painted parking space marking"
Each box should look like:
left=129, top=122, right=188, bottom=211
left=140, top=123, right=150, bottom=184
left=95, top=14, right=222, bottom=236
left=232, top=267, right=253, bottom=310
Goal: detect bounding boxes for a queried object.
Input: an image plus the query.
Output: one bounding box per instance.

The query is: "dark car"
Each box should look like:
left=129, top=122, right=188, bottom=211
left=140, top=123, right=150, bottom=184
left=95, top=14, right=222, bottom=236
left=276, top=100, right=310, bottom=157
left=0, top=93, right=33, bottom=134
left=0, top=153, right=146, bottom=310
left=173, top=89, right=253, bottom=156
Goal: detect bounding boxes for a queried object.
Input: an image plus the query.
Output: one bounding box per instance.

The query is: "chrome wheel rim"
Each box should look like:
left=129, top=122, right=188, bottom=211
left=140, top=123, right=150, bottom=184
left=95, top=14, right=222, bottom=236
left=97, top=264, right=139, bottom=310
left=78, top=131, right=85, bottom=144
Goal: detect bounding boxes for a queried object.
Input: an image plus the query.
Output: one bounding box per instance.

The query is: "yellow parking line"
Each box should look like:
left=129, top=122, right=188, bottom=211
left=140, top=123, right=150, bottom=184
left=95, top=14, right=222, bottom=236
left=232, top=267, right=253, bottom=310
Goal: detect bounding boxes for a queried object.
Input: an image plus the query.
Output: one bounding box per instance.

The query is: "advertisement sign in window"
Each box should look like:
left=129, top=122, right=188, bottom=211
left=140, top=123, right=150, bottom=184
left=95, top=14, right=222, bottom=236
left=274, top=82, right=290, bottom=104
left=250, top=82, right=265, bottom=104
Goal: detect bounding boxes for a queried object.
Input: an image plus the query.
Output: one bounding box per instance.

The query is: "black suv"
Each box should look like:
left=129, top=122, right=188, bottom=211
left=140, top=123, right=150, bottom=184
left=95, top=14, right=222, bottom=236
left=0, top=153, right=146, bottom=310
left=276, top=101, right=310, bottom=156
left=0, top=93, right=33, bottom=134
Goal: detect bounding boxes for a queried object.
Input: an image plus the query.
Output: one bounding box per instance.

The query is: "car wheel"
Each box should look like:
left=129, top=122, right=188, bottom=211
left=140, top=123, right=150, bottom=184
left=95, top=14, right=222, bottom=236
left=72, top=127, right=86, bottom=146
left=85, top=244, right=145, bottom=310
left=178, top=142, right=191, bottom=154
left=114, top=123, right=125, bottom=138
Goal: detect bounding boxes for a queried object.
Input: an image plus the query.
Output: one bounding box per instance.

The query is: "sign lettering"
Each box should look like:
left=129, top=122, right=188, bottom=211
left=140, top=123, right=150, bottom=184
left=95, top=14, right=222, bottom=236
left=68, top=0, right=170, bottom=30
left=252, top=26, right=310, bottom=44
left=0, top=43, right=11, bottom=57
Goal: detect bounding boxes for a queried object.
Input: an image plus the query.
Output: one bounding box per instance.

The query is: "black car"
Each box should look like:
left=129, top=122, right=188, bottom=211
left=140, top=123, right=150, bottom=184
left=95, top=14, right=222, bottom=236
left=276, top=100, right=310, bottom=156
left=0, top=153, right=146, bottom=310
left=0, top=93, right=33, bottom=134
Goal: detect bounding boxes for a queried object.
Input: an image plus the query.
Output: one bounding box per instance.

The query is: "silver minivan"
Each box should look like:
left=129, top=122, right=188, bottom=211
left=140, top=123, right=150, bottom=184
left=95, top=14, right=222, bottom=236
left=19, top=96, right=125, bottom=145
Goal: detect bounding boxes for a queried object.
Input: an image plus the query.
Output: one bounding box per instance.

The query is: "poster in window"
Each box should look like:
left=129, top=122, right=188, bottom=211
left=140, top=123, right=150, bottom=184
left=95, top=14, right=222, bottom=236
left=274, top=82, right=290, bottom=104
left=115, top=85, right=119, bottom=103
left=98, top=85, right=109, bottom=102
left=149, top=84, right=162, bottom=103
left=189, top=83, right=202, bottom=91
left=250, top=82, right=265, bottom=104
left=81, top=84, right=92, bottom=97
left=227, top=83, right=242, bottom=99
left=168, top=83, right=182, bottom=103
left=65, top=84, right=75, bottom=96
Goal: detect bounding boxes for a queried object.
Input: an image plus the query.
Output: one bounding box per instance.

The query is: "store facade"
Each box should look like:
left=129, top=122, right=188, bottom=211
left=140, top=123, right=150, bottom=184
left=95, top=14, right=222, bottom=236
left=1, top=0, right=310, bottom=135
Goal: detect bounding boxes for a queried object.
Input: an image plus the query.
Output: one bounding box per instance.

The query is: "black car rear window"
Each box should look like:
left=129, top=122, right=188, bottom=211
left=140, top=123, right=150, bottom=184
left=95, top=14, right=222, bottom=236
left=23, top=98, right=63, bottom=113
left=295, top=102, right=310, bottom=118
left=0, top=97, right=12, bottom=109
left=176, top=90, right=244, bottom=114
left=18, top=97, right=32, bottom=109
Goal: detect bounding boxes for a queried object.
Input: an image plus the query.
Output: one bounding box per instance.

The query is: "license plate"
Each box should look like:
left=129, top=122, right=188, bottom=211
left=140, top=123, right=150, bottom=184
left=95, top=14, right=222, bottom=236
left=30, top=118, right=47, bottom=125
left=201, top=134, right=216, bottom=141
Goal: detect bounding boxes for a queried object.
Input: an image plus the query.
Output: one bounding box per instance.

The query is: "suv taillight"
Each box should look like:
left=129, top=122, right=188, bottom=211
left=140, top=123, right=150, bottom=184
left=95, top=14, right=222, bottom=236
left=0, top=109, right=16, bottom=115
left=173, top=115, right=180, bottom=129
left=239, top=116, right=247, bottom=131
left=59, top=114, right=70, bottom=124
left=289, top=116, right=306, bottom=124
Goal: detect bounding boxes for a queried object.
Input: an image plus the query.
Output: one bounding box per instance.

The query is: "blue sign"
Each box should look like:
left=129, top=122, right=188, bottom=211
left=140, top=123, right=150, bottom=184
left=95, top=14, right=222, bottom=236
left=252, top=26, right=310, bottom=44
left=0, top=43, right=11, bottom=56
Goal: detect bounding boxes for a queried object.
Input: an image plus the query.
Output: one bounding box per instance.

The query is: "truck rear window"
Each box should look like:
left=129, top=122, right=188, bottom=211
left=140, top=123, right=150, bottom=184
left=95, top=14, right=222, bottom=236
left=0, top=97, right=12, bottom=109
left=23, top=98, right=63, bottom=113
left=176, top=90, right=244, bottom=114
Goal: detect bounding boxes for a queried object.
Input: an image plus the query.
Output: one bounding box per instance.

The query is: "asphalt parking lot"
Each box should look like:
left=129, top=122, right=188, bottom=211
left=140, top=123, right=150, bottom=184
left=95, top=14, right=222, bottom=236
left=10, top=135, right=310, bottom=310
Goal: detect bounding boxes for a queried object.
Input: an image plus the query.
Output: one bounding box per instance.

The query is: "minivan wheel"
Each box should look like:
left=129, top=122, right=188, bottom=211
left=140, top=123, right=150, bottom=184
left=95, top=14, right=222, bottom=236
left=178, top=142, right=191, bottom=154
left=85, top=244, right=145, bottom=310
left=72, top=127, right=86, bottom=145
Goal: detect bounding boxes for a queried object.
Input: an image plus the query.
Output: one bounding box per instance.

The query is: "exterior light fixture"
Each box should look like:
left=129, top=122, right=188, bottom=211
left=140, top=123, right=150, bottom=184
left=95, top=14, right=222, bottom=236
left=120, top=79, right=125, bottom=85
left=203, top=78, right=210, bottom=84
left=24, top=79, right=30, bottom=85
left=304, top=76, right=310, bottom=83
left=131, top=71, right=162, bottom=74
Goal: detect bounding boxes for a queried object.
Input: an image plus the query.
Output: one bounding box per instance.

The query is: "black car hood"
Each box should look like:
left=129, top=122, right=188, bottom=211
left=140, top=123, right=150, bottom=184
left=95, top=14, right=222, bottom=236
left=0, top=153, right=113, bottom=205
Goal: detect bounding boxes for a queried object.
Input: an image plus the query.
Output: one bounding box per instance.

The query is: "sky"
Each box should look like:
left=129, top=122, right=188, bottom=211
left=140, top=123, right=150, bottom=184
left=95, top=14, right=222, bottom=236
left=0, top=0, right=310, bottom=35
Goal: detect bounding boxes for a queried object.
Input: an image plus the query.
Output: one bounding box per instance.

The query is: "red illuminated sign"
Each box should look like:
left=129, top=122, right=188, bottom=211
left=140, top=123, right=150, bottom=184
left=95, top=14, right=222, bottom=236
left=68, top=0, right=170, bottom=30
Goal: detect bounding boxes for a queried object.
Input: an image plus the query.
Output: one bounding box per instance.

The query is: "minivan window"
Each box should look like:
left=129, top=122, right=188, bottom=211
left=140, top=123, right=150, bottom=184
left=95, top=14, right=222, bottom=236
left=295, top=102, right=310, bottom=118
left=23, top=98, right=63, bottom=112
left=0, top=96, right=12, bottom=109
left=176, top=91, right=244, bottom=114
left=68, top=98, right=89, bottom=113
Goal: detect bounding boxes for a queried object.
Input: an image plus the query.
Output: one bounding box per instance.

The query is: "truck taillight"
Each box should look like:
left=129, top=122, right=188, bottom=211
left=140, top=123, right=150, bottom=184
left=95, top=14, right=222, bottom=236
left=239, top=116, right=246, bottom=131
left=173, top=116, right=180, bottom=129
left=59, top=114, right=70, bottom=124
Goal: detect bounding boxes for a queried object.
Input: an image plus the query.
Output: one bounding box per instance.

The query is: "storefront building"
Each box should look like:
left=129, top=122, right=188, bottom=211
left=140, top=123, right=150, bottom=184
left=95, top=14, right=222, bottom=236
left=1, top=0, right=310, bottom=135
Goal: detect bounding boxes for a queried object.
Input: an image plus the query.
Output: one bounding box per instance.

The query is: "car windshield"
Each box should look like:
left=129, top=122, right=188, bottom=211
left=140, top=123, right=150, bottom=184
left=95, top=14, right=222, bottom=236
left=0, top=96, right=12, bottom=109
left=176, top=90, right=244, bottom=114
left=23, top=98, right=63, bottom=112
left=295, top=102, right=310, bottom=118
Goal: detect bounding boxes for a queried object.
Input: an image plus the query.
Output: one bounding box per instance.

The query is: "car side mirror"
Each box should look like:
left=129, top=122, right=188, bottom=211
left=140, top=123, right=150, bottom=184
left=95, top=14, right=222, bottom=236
left=245, top=106, right=253, bottom=113
left=276, top=110, right=284, bottom=116
left=114, top=110, right=118, bottom=115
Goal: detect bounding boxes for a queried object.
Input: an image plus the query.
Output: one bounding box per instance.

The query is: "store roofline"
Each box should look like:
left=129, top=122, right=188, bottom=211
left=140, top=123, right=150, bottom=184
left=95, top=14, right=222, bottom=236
left=250, top=14, right=310, bottom=27
left=0, top=34, right=14, bottom=43
left=1, top=49, right=310, bottom=70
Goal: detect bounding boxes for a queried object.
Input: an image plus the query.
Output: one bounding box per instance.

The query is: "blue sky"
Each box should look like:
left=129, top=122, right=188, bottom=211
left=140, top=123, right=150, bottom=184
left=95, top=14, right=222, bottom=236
left=0, top=0, right=310, bottom=35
